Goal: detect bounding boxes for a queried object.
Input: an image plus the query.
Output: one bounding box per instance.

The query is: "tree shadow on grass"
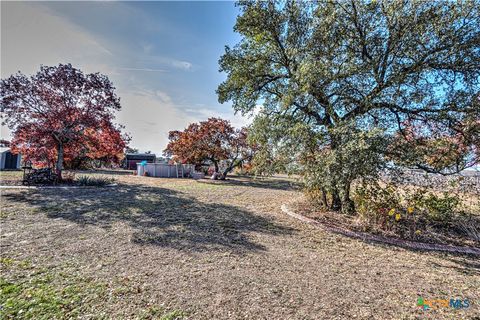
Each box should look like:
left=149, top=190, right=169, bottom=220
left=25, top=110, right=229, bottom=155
left=3, top=183, right=293, bottom=253
left=429, top=255, right=480, bottom=276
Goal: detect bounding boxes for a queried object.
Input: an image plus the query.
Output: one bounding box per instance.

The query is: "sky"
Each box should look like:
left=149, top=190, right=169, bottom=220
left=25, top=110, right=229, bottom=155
left=1, top=1, right=252, bottom=155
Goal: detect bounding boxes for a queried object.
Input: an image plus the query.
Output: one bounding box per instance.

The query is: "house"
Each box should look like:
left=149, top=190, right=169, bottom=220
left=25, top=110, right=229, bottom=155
left=0, top=148, right=22, bottom=170
left=124, top=153, right=156, bottom=170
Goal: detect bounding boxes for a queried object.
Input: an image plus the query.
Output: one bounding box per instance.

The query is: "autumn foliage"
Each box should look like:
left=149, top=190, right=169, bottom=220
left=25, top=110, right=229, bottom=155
left=389, top=114, right=480, bottom=174
left=1, top=64, right=128, bottom=177
left=164, top=118, right=254, bottom=179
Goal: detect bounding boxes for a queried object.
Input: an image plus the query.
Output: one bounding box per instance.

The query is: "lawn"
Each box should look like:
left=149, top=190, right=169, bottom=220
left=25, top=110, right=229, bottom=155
left=0, top=171, right=479, bottom=319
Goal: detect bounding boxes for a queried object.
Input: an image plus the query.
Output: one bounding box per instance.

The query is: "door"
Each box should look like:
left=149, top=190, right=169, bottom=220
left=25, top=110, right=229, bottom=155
left=4, top=152, right=18, bottom=169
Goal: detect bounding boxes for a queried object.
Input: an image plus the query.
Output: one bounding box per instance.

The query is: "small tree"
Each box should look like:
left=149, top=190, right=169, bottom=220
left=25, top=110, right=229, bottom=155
left=1, top=64, right=127, bottom=178
left=164, top=118, right=253, bottom=179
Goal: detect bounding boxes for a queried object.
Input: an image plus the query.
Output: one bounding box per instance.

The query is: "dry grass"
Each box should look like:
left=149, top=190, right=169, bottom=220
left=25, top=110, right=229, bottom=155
left=1, top=171, right=479, bottom=319
left=0, top=170, right=23, bottom=186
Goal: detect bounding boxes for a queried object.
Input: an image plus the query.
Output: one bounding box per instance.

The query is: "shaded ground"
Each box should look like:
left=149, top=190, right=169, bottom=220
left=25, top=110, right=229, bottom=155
left=1, top=172, right=479, bottom=319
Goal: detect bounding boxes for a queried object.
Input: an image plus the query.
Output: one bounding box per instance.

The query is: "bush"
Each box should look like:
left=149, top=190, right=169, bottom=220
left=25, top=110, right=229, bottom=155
left=353, top=182, right=404, bottom=232
left=409, top=191, right=460, bottom=223
left=75, top=176, right=115, bottom=187
left=352, top=181, right=462, bottom=239
left=302, top=125, right=389, bottom=213
left=233, top=163, right=255, bottom=175
left=304, top=188, right=329, bottom=209
left=61, top=171, right=76, bottom=184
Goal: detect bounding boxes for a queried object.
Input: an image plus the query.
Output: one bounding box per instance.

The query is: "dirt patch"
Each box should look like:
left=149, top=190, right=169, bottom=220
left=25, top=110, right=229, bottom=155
left=1, top=172, right=479, bottom=319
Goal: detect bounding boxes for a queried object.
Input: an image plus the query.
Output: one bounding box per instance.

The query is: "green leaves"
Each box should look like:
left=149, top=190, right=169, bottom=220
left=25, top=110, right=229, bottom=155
left=218, top=0, right=479, bottom=212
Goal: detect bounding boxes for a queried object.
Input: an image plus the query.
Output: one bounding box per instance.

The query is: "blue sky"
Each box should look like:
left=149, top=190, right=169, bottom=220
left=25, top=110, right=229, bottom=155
left=1, top=1, right=250, bottom=154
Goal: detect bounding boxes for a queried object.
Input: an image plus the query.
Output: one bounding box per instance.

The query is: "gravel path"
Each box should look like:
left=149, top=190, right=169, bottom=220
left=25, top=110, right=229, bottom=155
left=1, top=174, right=479, bottom=319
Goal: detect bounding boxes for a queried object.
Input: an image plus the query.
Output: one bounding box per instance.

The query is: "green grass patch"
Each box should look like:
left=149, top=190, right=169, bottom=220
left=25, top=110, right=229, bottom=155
left=0, top=258, right=105, bottom=319
left=0, top=257, right=187, bottom=319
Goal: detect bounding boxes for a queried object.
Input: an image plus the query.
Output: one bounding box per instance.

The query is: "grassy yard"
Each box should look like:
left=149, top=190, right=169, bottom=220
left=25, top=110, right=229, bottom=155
left=0, top=171, right=479, bottom=319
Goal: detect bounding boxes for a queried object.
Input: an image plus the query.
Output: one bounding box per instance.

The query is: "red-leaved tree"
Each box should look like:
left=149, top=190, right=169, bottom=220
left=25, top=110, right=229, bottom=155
left=389, top=95, right=480, bottom=174
left=1, top=64, right=128, bottom=178
left=164, top=118, right=254, bottom=179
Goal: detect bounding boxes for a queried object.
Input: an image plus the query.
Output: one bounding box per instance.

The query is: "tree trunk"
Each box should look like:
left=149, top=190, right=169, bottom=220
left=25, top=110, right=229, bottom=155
left=328, top=132, right=342, bottom=211
left=220, top=167, right=233, bottom=180
left=220, top=161, right=237, bottom=180
left=211, top=160, right=220, bottom=180
left=321, top=188, right=328, bottom=209
left=56, top=143, right=64, bottom=181
left=341, top=182, right=355, bottom=214
left=330, top=188, right=342, bottom=211
left=220, top=169, right=229, bottom=180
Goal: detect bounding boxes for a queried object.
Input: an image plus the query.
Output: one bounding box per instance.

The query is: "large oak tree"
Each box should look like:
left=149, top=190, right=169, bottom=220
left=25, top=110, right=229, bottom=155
left=1, top=64, right=128, bottom=178
left=217, top=0, right=480, bottom=212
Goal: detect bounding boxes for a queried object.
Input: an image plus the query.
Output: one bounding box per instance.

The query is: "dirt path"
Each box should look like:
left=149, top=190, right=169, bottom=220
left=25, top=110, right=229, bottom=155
left=1, top=174, right=479, bottom=319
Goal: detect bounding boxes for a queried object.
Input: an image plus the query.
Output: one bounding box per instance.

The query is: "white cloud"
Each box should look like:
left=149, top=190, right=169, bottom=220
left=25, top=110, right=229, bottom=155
left=1, top=2, right=112, bottom=78
left=116, top=89, right=197, bottom=154
left=117, top=67, right=167, bottom=73
left=184, top=107, right=253, bottom=129
left=171, top=60, right=193, bottom=71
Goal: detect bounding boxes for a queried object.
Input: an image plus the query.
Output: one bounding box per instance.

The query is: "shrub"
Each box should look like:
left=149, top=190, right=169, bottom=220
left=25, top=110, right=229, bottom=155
left=353, top=182, right=405, bottom=231
left=407, top=191, right=459, bottom=223
left=352, top=180, right=464, bottom=240
left=304, top=188, right=329, bottom=209
left=75, top=176, right=115, bottom=187
left=233, top=163, right=255, bottom=175
left=302, top=125, right=389, bottom=213
left=61, top=171, right=76, bottom=184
